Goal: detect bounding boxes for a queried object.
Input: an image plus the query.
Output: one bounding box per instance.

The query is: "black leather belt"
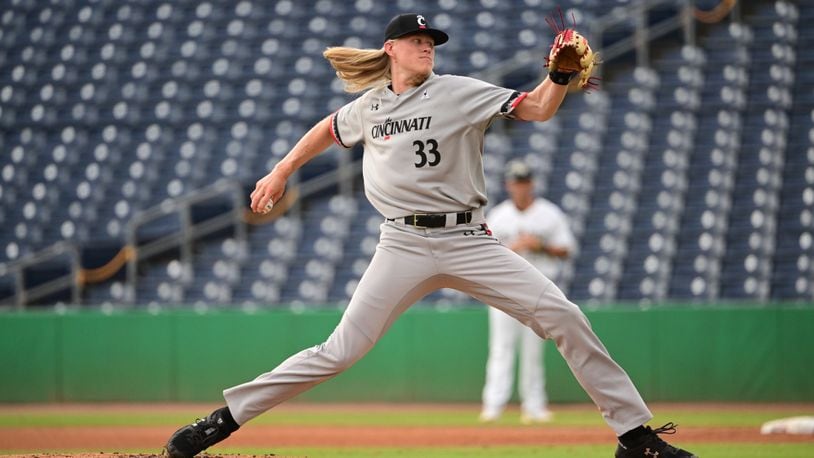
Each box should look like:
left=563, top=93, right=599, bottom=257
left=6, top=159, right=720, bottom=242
left=389, top=211, right=473, bottom=228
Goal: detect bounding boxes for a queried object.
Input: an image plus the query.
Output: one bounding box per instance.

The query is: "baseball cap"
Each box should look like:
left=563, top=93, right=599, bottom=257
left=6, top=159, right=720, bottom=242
left=504, top=160, right=533, bottom=181
left=384, top=13, right=449, bottom=46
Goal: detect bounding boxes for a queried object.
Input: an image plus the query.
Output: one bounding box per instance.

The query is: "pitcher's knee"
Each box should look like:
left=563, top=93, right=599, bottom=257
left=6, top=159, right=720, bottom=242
left=312, top=338, right=372, bottom=372
left=332, top=351, right=364, bottom=372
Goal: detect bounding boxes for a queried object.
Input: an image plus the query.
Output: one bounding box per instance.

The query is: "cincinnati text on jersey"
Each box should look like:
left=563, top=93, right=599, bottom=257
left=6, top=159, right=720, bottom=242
left=371, top=116, right=433, bottom=139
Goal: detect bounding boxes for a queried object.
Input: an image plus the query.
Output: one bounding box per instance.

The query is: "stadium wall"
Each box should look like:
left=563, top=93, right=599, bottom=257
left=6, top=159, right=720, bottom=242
left=1, top=306, right=812, bottom=403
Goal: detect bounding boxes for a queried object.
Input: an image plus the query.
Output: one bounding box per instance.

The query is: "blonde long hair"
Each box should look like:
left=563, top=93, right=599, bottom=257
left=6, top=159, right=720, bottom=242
left=323, top=46, right=391, bottom=93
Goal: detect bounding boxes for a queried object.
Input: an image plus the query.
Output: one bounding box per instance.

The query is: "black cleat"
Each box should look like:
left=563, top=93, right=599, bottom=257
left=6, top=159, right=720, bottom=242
left=615, top=423, right=698, bottom=458
left=164, top=407, right=236, bottom=458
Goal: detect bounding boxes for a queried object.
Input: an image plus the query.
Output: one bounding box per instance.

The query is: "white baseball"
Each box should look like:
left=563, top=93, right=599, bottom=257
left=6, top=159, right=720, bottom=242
left=262, top=199, right=274, bottom=214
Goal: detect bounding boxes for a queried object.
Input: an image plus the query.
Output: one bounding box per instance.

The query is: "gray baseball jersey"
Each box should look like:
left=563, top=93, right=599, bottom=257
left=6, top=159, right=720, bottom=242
left=330, top=73, right=526, bottom=217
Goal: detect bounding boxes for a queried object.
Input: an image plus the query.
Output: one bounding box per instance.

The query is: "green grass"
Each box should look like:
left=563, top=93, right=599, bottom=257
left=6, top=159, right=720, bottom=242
left=1, top=404, right=813, bottom=457
left=4, top=444, right=810, bottom=458
left=2, top=407, right=811, bottom=428
left=249, top=444, right=814, bottom=458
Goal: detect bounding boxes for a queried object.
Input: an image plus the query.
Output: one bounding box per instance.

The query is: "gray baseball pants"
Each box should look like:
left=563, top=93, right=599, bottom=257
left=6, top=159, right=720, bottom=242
left=223, top=216, right=653, bottom=435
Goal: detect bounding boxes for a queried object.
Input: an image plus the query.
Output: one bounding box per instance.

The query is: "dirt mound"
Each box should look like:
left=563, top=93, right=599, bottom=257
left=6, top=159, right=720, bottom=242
left=2, top=454, right=284, bottom=458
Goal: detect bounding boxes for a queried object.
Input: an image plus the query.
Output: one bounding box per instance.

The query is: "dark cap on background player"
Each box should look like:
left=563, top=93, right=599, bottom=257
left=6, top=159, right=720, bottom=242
left=504, top=160, right=533, bottom=182
left=384, top=13, right=449, bottom=45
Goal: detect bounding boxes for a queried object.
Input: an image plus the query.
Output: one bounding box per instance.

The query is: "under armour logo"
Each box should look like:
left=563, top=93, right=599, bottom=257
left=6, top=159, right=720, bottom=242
left=371, top=103, right=379, bottom=111
left=643, top=449, right=659, bottom=457
left=463, top=224, right=492, bottom=237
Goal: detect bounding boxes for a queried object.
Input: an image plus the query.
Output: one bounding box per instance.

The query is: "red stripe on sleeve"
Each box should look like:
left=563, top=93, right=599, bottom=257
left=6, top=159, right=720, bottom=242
left=329, top=112, right=349, bottom=148
left=511, top=92, right=529, bottom=109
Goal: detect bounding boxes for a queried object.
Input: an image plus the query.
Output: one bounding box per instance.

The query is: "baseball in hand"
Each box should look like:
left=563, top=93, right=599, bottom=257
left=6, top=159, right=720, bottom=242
left=262, top=199, right=274, bottom=214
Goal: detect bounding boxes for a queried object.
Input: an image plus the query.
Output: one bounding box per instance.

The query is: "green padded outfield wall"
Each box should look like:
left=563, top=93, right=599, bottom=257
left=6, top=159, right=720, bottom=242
left=1, top=306, right=812, bottom=403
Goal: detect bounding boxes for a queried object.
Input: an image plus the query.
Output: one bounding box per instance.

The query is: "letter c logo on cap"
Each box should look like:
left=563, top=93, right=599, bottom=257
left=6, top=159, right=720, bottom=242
left=416, top=15, right=426, bottom=27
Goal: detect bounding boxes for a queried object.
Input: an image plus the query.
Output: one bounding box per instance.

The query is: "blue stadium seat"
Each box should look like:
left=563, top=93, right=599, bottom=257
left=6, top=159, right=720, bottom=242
left=2, top=0, right=814, bottom=307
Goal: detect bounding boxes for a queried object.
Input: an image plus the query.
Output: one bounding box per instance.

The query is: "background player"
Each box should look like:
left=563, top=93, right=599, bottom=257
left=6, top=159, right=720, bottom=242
left=163, top=13, right=697, bottom=458
left=480, top=159, right=576, bottom=424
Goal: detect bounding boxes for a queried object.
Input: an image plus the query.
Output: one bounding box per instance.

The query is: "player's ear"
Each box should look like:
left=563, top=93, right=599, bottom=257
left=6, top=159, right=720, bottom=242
left=383, top=39, right=396, bottom=57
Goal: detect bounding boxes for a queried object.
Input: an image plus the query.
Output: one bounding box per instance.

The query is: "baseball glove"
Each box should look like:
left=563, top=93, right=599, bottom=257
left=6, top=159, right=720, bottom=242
left=545, top=29, right=599, bottom=90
